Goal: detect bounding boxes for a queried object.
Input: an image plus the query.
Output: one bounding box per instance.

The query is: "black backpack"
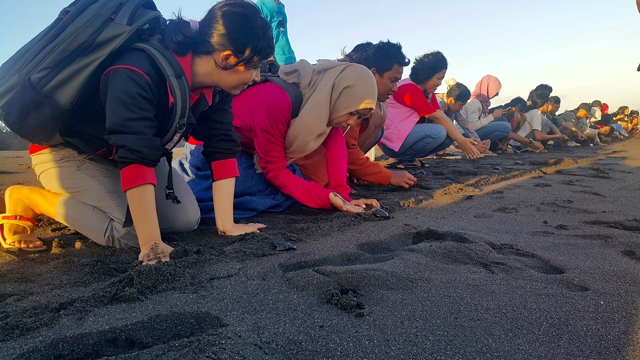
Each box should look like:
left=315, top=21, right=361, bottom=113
left=0, top=0, right=189, bottom=149
left=259, top=60, right=303, bottom=119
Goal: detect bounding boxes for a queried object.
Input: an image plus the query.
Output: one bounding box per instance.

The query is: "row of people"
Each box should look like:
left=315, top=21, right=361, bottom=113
left=1, top=0, right=634, bottom=265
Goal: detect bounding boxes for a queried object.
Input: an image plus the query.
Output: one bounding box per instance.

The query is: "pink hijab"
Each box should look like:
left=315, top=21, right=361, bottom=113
left=471, top=75, right=502, bottom=114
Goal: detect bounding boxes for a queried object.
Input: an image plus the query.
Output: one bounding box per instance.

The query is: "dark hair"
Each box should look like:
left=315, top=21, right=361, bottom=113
left=630, top=110, right=639, bottom=117
left=616, top=106, right=630, bottom=115
left=534, top=84, right=553, bottom=93
left=549, top=96, right=561, bottom=105
left=446, top=83, right=471, bottom=103
left=503, top=97, right=528, bottom=113
left=527, top=84, right=553, bottom=102
left=164, top=0, right=274, bottom=69
left=409, top=51, right=448, bottom=85
left=529, top=89, right=550, bottom=109
left=340, top=42, right=373, bottom=63
left=341, top=41, right=410, bottom=76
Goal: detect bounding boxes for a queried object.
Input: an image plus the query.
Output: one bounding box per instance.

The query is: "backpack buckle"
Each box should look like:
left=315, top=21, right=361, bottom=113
left=165, top=187, right=175, bottom=200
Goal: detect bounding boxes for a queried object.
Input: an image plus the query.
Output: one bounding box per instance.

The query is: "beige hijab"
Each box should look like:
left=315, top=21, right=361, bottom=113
left=279, top=59, right=377, bottom=162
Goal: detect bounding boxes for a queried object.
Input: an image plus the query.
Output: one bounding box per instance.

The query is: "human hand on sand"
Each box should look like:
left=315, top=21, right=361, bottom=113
left=577, top=132, right=587, bottom=141
left=390, top=171, right=417, bottom=188
left=329, top=192, right=379, bottom=213
left=474, top=140, right=491, bottom=152
left=139, top=241, right=173, bottom=265
left=218, top=223, right=266, bottom=236
left=459, top=138, right=482, bottom=159
left=530, top=140, right=545, bottom=153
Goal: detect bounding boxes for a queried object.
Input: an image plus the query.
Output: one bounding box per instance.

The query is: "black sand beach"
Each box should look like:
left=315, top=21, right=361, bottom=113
left=1, top=139, right=640, bottom=359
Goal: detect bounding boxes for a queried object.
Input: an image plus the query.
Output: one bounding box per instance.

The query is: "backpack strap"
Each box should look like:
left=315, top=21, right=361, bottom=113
left=132, top=37, right=191, bottom=150
left=260, top=60, right=303, bottom=119
left=263, top=75, right=303, bottom=119
left=121, top=38, right=190, bottom=228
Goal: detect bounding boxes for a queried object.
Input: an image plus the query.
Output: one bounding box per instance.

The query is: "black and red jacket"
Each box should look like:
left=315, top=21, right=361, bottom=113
left=31, top=48, right=240, bottom=192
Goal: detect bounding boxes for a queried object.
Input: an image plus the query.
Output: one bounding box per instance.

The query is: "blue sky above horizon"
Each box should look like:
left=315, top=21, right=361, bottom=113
left=1, top=0, right=639, bottom=112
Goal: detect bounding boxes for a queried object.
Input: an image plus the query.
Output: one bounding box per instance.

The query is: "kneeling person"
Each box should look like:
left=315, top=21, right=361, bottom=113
left=295, top=41, right=417, bottom=189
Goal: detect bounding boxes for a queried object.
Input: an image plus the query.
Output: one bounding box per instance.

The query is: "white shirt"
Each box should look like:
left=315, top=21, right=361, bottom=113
left=590, top=108, right=602, bottom=123
left=510, top=109, right=542, bottom=145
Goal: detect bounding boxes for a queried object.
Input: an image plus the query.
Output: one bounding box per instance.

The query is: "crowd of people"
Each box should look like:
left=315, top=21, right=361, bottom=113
left=1, top=0, right=637, bottom=265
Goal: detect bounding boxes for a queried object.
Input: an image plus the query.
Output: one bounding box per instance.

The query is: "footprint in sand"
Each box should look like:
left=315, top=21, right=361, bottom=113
left=569, top=234, right=613, bottom=242
left=15, top=312, right=225, bottom=360
left=585, top=220, right=640, bottom=233
left=280, top=229, right=575, bottom=316
left=621, top=250, right=640, bottom=263
left=570, top=190, right=606, bottom=198
left=492, top=207, right=519, bottom=214
left=484, top=242, right=565, bottom=275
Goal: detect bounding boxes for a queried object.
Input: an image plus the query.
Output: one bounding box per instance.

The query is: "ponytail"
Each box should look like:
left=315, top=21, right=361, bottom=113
left=163, top=15, right=199, bottom=56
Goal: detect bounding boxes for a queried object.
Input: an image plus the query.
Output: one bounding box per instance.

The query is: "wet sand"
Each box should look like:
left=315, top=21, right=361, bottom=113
left=1, top=139, right=640, bottom=359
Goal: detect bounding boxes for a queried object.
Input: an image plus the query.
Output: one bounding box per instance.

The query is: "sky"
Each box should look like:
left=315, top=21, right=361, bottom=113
left=1, top=0, right=639, bottom=113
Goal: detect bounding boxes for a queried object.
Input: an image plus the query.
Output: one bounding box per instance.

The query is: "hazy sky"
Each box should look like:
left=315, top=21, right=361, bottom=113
left=2, top=0, right=639, bottom=112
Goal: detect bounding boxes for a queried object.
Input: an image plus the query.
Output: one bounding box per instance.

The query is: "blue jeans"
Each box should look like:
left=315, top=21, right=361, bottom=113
left=380, top=123, right=451, bottom=161
left=173, top=143, right=301, bottom=218
left=475, top=121, right=511, bottom=142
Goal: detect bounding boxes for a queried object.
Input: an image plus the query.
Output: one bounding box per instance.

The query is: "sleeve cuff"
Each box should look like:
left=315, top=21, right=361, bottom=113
left=211, top=158, right=240, bottom=181
left=380, top=168, right=393, bottom=186
left=120, top=164, right=157, bottom=192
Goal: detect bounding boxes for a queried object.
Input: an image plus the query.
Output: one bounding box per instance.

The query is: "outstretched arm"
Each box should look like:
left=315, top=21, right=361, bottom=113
left=428, top=110, right=481, bottom=159
left=531, top=129, right=565, bottom=142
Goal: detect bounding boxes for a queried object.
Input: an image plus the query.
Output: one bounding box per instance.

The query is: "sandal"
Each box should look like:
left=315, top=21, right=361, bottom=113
left=479, top=150, right=497, bottom=157
left=0, top=214, right=47, bottom=252
left=387, top=159, right=429, bottom=169
left=494, top=146, right=515, bottom=154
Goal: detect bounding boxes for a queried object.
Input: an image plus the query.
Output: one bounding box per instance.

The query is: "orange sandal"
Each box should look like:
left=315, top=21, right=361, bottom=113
left=0, top=214, right=47, bottom=252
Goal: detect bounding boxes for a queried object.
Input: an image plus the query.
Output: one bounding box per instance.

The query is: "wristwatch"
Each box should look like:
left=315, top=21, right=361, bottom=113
left=528, top=138, right=533, bottom=144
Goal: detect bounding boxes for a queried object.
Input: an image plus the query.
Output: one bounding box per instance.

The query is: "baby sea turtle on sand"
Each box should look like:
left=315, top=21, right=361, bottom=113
left=273, top=240, right=297, bottom=251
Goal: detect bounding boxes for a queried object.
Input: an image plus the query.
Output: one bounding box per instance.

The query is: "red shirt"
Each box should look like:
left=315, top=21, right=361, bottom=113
left=393, top=81, right=440, bottom=117
left=382, top=79, right=441, bottom=151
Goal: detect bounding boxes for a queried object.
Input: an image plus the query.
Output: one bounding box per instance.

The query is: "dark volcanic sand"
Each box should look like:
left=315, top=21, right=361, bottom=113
left=1, top=139, right=640, bottom=360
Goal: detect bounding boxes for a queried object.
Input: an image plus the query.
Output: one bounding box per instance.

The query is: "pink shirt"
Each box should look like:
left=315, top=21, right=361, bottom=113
left=381, top=79, right=441, bottom=151
left=232, top=82, right=352, bottom=209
